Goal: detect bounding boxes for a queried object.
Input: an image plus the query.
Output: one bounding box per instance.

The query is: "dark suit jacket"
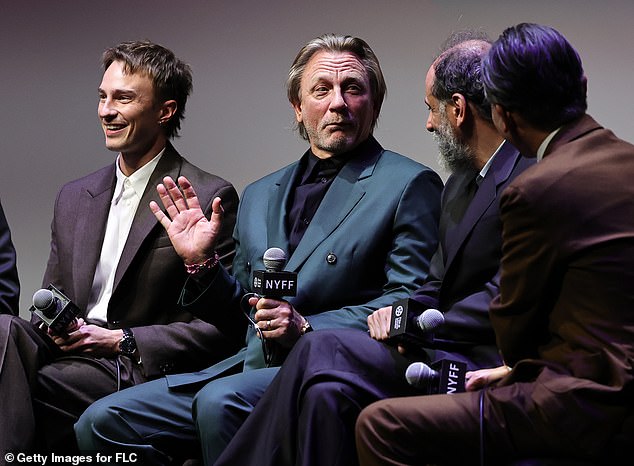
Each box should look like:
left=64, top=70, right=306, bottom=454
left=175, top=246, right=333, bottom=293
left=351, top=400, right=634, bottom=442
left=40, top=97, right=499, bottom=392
left=39, top=142, right=240, bottom=377
left=167, top=137, right=443, bottom=386
left=412, top=141, right=534, bottom=368
left=490, top=115, right=634, bottom=456
left=0, top=200, right=19, bottom=315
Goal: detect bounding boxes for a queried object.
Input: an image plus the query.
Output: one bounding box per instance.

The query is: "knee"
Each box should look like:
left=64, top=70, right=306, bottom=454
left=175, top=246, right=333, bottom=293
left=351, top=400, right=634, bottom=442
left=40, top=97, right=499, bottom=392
left=300, top=328, right=356, bottom=349
left=355, top=402, right=388, bottom=465
left=192, top=381, right=234, bottom=434
left=75, top=397, right=116, bottom=434
left=303, top=380, right=350, bottom=411
left=74, top=397, right=122, bottom=450
left=285, top=329, right=356, bottom=369
left=0, top=313, right=23, bottom=337
left=355, top=400, right=388, bottom=446
left=193, top=387, right=220, bottom=419
left=0, top=314, right=42, bottom=358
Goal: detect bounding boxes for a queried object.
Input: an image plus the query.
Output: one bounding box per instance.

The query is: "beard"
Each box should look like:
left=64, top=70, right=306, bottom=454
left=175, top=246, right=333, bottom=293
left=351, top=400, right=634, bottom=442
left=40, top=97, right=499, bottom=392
left=433, top=106, right=475, bottom=173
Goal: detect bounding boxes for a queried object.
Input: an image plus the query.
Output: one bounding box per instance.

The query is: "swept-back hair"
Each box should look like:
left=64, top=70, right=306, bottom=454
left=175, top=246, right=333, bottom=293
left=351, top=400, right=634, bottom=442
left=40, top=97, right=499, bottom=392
left=482, top=23, right=587, bottom=130
left=287, top=34, right=386, bottom=140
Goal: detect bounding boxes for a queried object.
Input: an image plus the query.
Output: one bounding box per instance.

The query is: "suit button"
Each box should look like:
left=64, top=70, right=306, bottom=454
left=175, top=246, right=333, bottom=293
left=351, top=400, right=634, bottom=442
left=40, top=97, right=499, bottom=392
left=160, top=363, right=174, bottom=374
left=326, top=253, right=337, bottom=265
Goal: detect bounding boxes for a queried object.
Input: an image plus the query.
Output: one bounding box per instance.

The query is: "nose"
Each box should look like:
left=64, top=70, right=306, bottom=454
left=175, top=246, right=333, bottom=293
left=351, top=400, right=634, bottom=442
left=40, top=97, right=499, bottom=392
left=98, top=97, right=117, bottom=120
left=329, top=87, right=347, bottom=112
left=425, top=111, right=434, bottom=133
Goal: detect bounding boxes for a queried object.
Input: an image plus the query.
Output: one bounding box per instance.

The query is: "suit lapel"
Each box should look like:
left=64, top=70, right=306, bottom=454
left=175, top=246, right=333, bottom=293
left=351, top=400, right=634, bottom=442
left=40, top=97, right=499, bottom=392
left=285, top=140, right=381, bottom=271
left=444, top=141, right=520, bottom=270
left=113, top=143, right=182, bottom=290
left=73, top=168, right=116, bottom=310
left=266, top=163, right=299, bottom=256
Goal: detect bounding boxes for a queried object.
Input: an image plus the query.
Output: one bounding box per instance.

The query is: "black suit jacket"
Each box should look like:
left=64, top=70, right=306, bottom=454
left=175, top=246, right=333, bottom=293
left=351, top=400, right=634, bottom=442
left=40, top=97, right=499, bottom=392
left=412, top=141, right=534, bottom=367
left=0, top=200, right=19, bottom=315
left=39, top=142, right=240, bottom=377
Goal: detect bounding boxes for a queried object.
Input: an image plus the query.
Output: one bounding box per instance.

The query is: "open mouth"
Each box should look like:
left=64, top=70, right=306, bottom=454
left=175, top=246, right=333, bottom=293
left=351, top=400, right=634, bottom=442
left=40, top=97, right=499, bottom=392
left=104, top=123, right=127, bottom=135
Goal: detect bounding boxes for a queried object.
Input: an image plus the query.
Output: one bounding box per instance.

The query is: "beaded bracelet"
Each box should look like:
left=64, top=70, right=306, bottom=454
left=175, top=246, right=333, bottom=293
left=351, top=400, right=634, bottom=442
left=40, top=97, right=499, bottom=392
left=185, top=252, right=220, bottom=275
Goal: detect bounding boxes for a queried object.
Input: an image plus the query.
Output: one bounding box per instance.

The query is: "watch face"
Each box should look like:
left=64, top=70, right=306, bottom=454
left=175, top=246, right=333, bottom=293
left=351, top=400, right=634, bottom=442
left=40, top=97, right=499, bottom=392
left=121, top=339, right=131, bottom=354
left=121, top=329, right=136, bottom=354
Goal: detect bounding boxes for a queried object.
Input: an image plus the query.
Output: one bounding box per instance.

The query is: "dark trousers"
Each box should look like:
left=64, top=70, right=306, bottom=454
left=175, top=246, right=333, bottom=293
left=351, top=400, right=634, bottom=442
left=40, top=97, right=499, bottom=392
left=215, top=329, right=420, bottom=466
left=0, top=315, right=144, bottom=462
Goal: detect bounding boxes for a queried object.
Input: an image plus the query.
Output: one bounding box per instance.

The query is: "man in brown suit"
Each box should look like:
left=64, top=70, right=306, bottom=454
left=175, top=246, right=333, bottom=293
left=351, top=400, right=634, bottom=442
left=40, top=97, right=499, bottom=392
left=0, top=41, right=239, bottom=459
left=356, top=23, right=634, bottom=465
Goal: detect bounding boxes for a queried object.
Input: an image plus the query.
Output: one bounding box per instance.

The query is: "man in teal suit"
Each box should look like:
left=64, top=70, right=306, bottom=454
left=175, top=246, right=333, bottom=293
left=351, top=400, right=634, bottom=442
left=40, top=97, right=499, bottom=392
left=75, top=33, right=443, bottom=464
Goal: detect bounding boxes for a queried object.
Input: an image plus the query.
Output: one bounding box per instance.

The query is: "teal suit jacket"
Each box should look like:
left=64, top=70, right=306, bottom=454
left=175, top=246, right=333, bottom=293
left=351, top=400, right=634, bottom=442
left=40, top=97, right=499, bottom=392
left=168, top=137, right=442, bottom=386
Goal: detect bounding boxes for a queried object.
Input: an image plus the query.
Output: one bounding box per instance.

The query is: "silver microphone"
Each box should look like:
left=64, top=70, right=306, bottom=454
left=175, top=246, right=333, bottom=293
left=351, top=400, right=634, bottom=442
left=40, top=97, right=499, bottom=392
left=263, top=247, right=287, bottom=272
left=415, top=308, right=444, bottom=332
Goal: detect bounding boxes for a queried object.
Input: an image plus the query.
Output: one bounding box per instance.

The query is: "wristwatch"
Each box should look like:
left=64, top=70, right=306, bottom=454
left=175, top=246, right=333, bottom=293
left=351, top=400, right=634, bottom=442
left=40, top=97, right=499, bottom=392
left=119, top=328, right=137, bottom=356
left=300, top=318, right=313, bottom=335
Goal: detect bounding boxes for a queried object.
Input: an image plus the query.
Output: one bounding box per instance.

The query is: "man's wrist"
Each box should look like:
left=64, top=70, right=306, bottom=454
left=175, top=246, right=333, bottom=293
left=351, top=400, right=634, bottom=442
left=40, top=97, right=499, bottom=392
left=185, top=251, right=220, bottom=276
left=119, top=328, right=137, bottom=356
left=300, top=318, right=313, bottom=335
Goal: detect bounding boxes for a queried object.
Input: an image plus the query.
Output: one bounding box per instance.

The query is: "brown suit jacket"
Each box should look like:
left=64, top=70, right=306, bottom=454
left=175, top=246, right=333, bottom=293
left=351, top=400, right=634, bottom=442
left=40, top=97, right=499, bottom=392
left=39, top=142, right=240, bottom=377
left=489, top=114, right=634, bottom=456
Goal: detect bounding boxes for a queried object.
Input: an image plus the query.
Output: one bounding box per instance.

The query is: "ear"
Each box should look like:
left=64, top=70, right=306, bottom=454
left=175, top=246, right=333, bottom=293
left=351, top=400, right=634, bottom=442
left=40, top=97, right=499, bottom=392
left=292, top=101, right=303, bottom=124
left=451, top=93, right=468, bottom=127
left=158, top=99, right=177, bottom=125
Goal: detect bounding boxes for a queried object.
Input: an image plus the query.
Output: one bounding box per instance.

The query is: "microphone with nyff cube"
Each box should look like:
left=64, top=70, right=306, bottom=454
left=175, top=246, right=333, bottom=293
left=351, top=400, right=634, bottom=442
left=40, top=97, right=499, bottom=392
left=405, top=359, right=467, bottom=394
left=388, top=298, right=445, bottom=346
left=30, top=284, right=81, bottom=336
left=252, top=247, right=297, bottom=298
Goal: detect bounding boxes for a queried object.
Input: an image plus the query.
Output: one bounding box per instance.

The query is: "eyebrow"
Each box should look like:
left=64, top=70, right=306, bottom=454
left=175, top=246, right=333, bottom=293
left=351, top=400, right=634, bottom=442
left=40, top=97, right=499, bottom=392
left=98, top=87, right=138, bottom=96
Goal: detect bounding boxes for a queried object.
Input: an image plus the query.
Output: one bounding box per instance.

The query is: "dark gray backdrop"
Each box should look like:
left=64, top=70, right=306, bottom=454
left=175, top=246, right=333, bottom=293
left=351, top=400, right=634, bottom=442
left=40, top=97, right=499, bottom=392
left=2, top=0, right=632, bottom=317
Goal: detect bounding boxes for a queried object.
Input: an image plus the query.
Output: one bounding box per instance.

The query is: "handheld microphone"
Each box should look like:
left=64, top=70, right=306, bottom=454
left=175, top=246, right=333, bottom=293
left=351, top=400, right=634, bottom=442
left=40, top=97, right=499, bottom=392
left=388, top=298, right=444, bottom=346
left=29, top=285, right=81, bottom=335
left=252, top=247, right=297, bottom=298
left=405, top=359, right=467, bottom=394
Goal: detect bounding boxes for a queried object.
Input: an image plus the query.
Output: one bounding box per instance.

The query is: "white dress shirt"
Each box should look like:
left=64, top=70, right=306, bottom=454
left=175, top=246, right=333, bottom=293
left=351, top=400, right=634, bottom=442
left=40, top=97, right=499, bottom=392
left=86, top=151, right=163, bottom=325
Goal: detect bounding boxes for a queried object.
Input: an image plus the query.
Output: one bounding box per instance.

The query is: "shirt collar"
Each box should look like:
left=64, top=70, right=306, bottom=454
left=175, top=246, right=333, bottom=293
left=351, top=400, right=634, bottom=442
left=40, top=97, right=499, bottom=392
left=113, top=148, right=165, bottom=203
left=536, top=127, right=561, bottom=162
left=479, top=140, right=504, bottom=180
left=301, top=138, right=371, bottom=184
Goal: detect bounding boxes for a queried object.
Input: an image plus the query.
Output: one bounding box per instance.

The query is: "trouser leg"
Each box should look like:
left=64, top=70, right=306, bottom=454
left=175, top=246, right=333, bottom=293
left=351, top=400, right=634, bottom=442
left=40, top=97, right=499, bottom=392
left=355, top=392, right=482, bottom=466
left=35, top=354, right=143, bottom=454
left=215, top=329, right=416, bottom=466
left=0, top=315, right=57, bottom=459
left=75, top=377, right=199, bottom=465
left=193, top=367, right=278, bottom=465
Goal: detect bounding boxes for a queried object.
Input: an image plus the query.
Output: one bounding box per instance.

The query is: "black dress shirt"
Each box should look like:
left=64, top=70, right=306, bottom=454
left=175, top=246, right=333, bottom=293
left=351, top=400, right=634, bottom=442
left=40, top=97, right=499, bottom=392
left=287, top=152, right=346, bottom=254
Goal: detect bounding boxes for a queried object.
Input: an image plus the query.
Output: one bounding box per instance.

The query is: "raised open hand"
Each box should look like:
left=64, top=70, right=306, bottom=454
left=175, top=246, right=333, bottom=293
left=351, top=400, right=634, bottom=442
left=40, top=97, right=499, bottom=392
left=149, top=175, right=224, bottom=265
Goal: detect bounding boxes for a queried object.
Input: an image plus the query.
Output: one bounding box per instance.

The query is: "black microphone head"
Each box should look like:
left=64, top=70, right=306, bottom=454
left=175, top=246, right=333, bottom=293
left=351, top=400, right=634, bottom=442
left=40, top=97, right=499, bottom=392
left=416, top=308, right=445, bottom=332
left=33, top=288, right=55, bottom=311
left=405, top=361, right=438, bottom=388
left=263, top=247, right=287, bottom=272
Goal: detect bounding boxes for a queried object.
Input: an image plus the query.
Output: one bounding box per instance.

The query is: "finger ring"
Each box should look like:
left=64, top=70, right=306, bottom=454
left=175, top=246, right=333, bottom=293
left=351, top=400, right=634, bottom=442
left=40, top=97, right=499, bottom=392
left=266, top=320, right=271, bottom=330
